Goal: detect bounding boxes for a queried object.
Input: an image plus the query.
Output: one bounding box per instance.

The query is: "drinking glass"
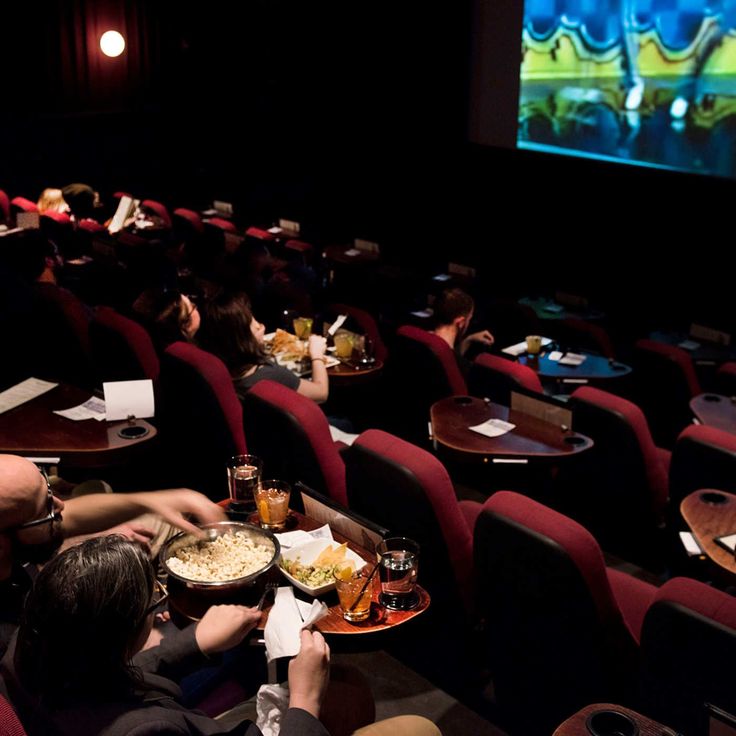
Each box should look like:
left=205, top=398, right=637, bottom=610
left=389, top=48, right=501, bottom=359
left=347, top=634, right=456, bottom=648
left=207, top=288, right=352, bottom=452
left=293, top=317, right=313, bottom=340
left=253, top=480, right=291, bottom=530
left=376, top=537, right=420, bottom=610
left=227, top=455, right=262, bottom=512
left=526, top=335, right=542, bottom=354
left=334, top=330, right=354, bottom=359
left=334, top=561, right=374, bottom=622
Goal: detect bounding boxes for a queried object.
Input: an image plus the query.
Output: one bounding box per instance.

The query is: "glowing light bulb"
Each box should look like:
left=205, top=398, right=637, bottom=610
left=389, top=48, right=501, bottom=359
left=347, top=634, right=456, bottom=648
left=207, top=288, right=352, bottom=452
left=100, top=31, right=125, bottom=58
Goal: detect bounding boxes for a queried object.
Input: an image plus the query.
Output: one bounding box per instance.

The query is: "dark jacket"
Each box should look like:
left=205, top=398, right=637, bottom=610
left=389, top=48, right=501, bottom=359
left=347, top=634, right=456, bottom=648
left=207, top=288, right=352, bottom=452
left=1, top=626, right=328, bottom=736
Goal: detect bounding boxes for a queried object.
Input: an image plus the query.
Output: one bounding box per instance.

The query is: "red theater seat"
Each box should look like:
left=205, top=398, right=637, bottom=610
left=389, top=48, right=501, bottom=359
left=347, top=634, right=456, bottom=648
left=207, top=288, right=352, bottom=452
left=565, top=386, right=670, bottom=566
left=468, top=352, right=543, bottom=404
left=160, top=342, right=247, bottom=498
left=91, top=306, right=160, bottom=383
left=640, top=577, right=736, bottom=736
left=242, top=380, right=347, bottom=505
left=474, top=491, right=657, bottom=734
left=345, top=428, right=480, bottom=616
left=0, top=695, right=27, bottom=736
left=173, top=207, right=205, bottom=235
left=386, top=325, right=467, bottom=444
left=140, top=199, right=172, bottom=228
left=633, top=339, right=701, bottom=447
left=10, top=196, right=38, bottom=214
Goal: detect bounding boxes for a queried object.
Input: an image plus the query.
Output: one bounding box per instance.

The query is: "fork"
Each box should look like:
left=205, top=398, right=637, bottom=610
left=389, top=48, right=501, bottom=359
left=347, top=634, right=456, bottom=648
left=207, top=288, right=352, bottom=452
left=256, top=581, right=278, bottom=611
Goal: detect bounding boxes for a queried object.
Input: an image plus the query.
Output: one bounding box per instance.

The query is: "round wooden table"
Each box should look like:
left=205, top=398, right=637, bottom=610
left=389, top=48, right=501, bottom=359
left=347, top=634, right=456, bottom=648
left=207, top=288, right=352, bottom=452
left=430, top=396, right=593, bottom=462
left=0, top=382, right=157, bottom=468
left=518, top=352, right=632, bottom=381
left=327, top=358, right=384, bottom=386
left=680, top=489, right=736, bottom=576
left=323, top=244, right=380, bottom=267
left=690, top=393, right=736, bottom=435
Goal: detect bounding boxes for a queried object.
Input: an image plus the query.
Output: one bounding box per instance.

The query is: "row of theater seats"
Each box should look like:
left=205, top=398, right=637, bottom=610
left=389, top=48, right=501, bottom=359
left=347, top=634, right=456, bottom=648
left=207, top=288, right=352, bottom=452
left=2, top=188, right=316, bottom=258
left=20, top=279, right=736, bottom=576
left=389, top=326, right=736, bottom=571
left=394, top=319, right=736, bottom=447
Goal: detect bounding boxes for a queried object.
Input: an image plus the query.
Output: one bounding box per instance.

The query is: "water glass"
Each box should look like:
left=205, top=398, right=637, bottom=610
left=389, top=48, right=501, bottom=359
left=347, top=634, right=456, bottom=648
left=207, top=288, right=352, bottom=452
left=376, top=537, right=420, bottom=610
left=227, top=455, right=262, bottom=512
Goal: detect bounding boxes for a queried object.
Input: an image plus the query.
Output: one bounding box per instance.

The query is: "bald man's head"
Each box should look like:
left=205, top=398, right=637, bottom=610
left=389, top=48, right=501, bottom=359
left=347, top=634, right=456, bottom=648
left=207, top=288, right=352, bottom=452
left=0, top=455, right=45, bottom=530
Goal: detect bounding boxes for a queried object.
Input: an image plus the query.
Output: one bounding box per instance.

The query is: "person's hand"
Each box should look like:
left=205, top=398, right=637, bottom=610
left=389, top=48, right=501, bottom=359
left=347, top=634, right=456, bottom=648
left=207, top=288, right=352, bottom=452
left=137, top=489, right=226, bottom=538
left=466, top=329, right=495, bottom=347
left=194, top=605, right=261, bottom=656
left=288, top=630, right=330, bottom=719
left=308, top=335, right=327, bottom=360
left=105, top=523, right=155, bottom=551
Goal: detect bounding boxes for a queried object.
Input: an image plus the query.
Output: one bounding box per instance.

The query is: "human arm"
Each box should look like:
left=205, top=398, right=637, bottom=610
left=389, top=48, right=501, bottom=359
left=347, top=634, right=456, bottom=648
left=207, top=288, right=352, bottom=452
left=194, top=605, right=262, bottom=655
left=297, top=335, right=329, bottom=403
left=287, top=630, right=331, bottom=720
left=459, top=329, right=494, bottom=356
left=133, top=605, right=260, bottom=682
left=62, top=489, right=226, bottom=539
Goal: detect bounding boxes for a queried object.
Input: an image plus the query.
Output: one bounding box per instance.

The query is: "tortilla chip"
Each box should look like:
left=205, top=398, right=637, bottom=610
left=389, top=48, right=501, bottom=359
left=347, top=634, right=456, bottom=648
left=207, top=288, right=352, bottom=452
left=313, top=542, right=348, bottom=567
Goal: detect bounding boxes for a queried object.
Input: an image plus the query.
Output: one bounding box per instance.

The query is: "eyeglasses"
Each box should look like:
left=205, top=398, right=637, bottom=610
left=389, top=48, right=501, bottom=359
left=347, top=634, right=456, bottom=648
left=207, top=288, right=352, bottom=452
left=143, top=579, right=169, bottom=617
left=14, top=469, right=63, bottom=531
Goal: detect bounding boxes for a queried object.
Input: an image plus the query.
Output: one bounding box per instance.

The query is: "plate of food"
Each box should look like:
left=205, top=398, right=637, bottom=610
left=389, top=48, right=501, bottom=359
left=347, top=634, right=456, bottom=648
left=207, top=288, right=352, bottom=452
left=266, top=328, right=305, bottom=362
left=280, top=539, right=367, bottom=595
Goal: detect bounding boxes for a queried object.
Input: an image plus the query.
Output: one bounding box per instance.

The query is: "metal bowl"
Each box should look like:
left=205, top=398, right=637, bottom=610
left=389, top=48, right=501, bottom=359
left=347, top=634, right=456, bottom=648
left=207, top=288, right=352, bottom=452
left=160, top=521, right=280, bottom=594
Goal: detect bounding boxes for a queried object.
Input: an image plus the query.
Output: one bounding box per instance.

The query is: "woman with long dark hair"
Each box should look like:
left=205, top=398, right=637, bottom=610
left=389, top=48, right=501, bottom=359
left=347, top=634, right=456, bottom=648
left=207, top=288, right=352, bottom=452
left=199, top=290, right=329, bottom=403
left=3, top=535, right=330, bottom=736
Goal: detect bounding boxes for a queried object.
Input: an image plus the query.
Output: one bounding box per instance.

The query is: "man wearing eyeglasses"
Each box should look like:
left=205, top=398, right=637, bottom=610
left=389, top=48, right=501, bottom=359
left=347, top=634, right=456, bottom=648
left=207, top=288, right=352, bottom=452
left=0, top=453, right=227, bottom=659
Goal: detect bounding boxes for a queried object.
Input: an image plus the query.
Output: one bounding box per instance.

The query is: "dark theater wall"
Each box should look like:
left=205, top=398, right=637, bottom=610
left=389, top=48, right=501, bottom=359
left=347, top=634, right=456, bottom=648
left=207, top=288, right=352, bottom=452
left=2, top=0, right=734, bottom=327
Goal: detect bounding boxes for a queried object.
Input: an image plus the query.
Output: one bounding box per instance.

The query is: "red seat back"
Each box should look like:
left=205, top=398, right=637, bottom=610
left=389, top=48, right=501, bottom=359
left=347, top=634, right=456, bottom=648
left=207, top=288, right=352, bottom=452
left=633, top=339, right=702, bottom=447
left=160, top=342, right=246, bottom=498
left=91, top=306, right=160, bottom=383
left=640, top=577, right=736, bottom=736
left=345, top=429, right=475, bottom=614
left=0, top=695, right=28, bottom=736
left=566, top=386, right=669, bottom=566
left=474, top=491, right=641, bottom=733
left=10, top=196, right=38, bottom=214
left=140, top=199, right=172, bottom=228
left=242, top=380, right=347, bottom=505
left=468, top=352, right=543, bottom=404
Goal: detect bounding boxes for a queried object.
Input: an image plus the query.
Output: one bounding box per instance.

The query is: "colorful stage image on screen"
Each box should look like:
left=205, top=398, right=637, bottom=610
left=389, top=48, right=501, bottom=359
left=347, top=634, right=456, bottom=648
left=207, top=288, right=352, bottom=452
left=518, top=0, right=736, bottom=177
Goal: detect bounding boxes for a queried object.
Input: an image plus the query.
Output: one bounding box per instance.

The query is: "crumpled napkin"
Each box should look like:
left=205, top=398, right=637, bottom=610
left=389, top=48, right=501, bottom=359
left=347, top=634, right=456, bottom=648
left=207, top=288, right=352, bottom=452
left=256, top=683, right=290, bottom=736
left=263, top=587, right=328, bottom=662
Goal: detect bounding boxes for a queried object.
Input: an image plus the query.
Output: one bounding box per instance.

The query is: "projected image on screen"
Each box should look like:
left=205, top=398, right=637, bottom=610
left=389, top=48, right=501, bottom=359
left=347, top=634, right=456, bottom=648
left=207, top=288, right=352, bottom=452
left=518, top=0, right=736, bottom=176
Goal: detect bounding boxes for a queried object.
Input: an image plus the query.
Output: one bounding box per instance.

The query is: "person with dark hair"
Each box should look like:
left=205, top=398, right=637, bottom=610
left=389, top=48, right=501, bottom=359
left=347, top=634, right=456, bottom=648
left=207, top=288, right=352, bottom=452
left=199, top=290, right=329, bottom=403
left=2, top=535, right=331, bottom=736
left=132, top=288, right=201, bottom=350
left=1, top=228, right=62, bottom=285
left=431, top=287, right=494, bottom=357
left=0, top=454, right=226, bottom=660
left=61, top=183, right=99, bottom=222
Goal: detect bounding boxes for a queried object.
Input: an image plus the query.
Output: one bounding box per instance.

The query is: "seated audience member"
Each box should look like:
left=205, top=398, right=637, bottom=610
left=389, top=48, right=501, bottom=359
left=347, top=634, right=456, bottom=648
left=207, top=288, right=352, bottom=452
left=199, top=290, right=329, bottom=403
left=2, top=228, right=62, bottom=285
left=62, top=182, right=101, bottom=222
left=133, top=288, right=201, bottom=350
left=2, top=535, right=330, bottom=736
left=430, top=288, right=494, bottom=361
left=36, top=188, right=69, bottom=214
left=0, top=454, right=225, bottom=659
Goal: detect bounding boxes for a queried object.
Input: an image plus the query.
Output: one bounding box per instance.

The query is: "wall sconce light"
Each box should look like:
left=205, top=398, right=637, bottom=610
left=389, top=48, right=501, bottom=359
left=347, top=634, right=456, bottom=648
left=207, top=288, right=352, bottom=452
left=100, top=30, right=126, bottom=58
